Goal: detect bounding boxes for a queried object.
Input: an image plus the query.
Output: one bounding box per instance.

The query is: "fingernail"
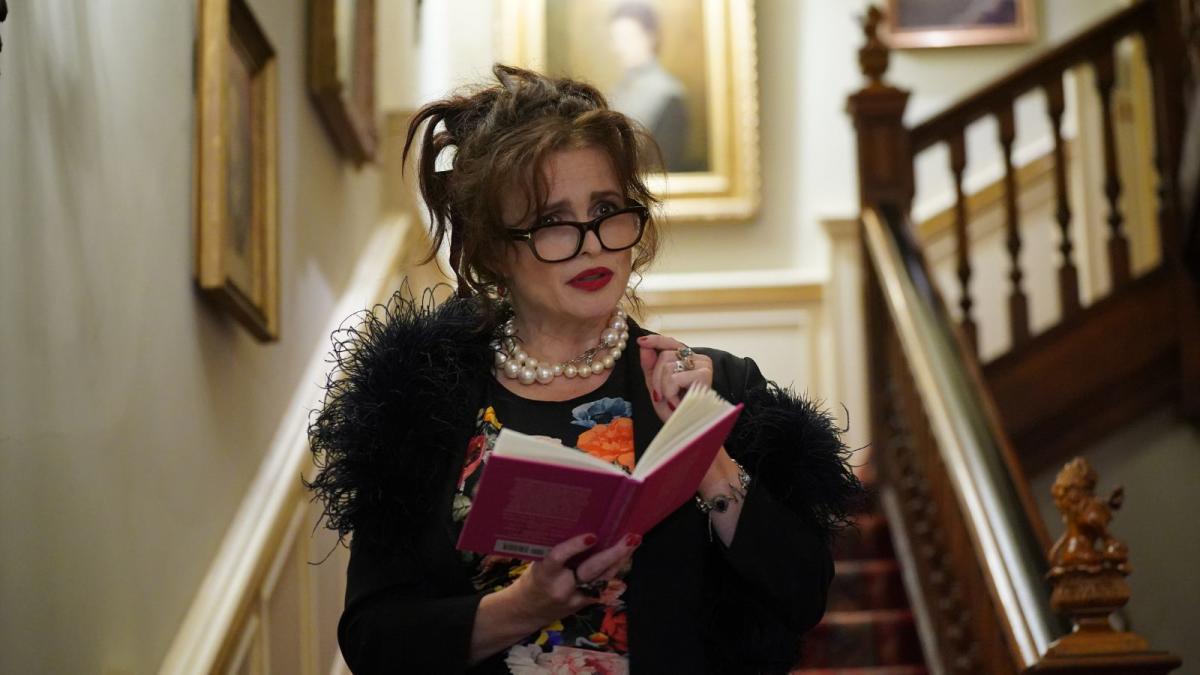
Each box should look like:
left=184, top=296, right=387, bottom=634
left=637, top=336, right=648, bottom=342
left=584, top=534, right=597, bottom=546
left=625, top=533, right=642, bottom=546
left=667, top=401, right=676, bottom=411
left=652, top=390, right=659, bottom=402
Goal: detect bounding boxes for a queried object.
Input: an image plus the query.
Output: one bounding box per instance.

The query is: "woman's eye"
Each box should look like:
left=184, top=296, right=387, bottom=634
left=594, top=202, right=617, bottom=216
left=539, top=214, right=561, bottom=226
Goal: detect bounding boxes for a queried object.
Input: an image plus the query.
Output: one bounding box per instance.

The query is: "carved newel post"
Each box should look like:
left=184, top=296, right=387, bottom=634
left=1039, top=458, right=1180, bottom=673
left=847, top=6, right=914, bottom=216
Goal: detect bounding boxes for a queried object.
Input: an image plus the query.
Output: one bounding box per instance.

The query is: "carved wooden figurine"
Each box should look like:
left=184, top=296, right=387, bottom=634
left=1041, top=458, right=1180, bottom=674
left=1048, top=458, right=1129, bottom=577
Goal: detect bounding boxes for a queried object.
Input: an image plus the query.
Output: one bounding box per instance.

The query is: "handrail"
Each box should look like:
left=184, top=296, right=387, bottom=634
left=861, top=205, right=1063, bottom=667
left=909, top=1, right=1153, bottom=153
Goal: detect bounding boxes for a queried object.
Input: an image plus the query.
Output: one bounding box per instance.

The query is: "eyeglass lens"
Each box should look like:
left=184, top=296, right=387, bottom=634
left=530, top=211, right=643, bottom=261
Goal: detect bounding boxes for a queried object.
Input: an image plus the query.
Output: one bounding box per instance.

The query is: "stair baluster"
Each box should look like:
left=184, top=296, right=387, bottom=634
left=1044, top=77, right=1082, bottom=318
left=1093, top=46, right=1133, bottom=289
left=950, top=128, right=979, bottom=355
left=949, top=130, right=979, bottom=354
left=998, top=104, right=1031, bottom=347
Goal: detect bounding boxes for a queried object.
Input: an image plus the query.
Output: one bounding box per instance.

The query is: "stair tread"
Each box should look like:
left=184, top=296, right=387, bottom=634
left=792, top=662, right=931, bottom=667
left=820, top=608, right=914, bottom=625
left=834, top=559, right=901, bottom=573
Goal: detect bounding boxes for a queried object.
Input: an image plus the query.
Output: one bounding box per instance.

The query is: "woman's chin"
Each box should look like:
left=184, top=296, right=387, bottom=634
left=572, top=284, right=625, bottom=313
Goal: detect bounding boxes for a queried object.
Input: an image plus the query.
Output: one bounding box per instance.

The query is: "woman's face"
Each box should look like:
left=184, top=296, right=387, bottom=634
left=499, top=145, right=634, bottom=329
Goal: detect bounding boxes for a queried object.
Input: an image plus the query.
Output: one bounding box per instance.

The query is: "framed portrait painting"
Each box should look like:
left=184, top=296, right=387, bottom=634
left=308, top=0, right=378, bottom=165
left=884, top=0, right=1037, bottom=49
left=500, top=0, right=761, bottom=222
left=195, top=0, right=280, bottom=341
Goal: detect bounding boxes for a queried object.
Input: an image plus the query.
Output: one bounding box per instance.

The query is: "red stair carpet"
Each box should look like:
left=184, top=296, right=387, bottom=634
left=793, top=495, right=928, bottom=675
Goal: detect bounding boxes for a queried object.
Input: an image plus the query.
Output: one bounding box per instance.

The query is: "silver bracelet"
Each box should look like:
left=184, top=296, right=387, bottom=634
left=694, top=459, right=752, bottom=515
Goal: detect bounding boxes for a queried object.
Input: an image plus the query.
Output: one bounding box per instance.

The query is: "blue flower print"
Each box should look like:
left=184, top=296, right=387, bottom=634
left=571, top=397, right=633, bottom=428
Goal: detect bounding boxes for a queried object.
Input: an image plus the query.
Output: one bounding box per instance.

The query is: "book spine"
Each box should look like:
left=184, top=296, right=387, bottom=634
left=596, top=478, right=641, bottom=548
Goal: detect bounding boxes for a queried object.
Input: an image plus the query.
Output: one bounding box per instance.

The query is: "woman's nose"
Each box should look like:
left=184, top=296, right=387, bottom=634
left=579, top=227, right=603, bottom=255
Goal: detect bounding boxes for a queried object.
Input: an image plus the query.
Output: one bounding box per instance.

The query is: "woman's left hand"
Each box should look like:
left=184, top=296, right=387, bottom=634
left=637, top=334, right=713, bottom=423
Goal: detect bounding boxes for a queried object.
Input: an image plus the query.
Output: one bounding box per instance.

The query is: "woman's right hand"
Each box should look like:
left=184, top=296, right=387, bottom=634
left=509, top=531, right=641, bottom=625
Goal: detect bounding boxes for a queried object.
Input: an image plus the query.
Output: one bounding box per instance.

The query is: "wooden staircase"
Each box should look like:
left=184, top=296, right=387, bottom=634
left=794, top=500, right=927, bottom=674
left=839, top=1, right=1196, bottom=672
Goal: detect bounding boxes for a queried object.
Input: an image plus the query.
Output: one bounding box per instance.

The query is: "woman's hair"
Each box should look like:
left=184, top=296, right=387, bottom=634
left=402, top=64, right=662, bottom=303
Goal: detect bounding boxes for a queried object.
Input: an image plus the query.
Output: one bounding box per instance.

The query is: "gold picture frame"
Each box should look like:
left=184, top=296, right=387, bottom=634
left=308, top=0, right=378, bottom=165
left=499, top=0, right=760, bottom=222
left=884, top=0, right=1037, bottom=49
left=195, top=0, right=280, bottom=341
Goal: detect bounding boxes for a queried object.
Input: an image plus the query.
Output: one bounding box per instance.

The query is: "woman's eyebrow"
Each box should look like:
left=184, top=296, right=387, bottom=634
left=539, top=191, right=622, bottom=215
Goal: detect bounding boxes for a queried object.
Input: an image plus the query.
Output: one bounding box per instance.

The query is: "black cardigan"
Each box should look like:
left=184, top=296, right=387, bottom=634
left=307, top=293, right=862, bottom=674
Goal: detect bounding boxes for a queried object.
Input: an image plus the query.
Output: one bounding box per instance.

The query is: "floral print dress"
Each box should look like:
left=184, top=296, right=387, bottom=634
left=453, top=369, right=635, bottom=675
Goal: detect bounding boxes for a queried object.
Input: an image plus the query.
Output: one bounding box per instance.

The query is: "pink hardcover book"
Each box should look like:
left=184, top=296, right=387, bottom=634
left=456, top=385, right=744, bottom=560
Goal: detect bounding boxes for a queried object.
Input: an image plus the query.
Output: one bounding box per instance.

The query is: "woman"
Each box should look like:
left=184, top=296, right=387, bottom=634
left=308, top=65, right=861, bottom=674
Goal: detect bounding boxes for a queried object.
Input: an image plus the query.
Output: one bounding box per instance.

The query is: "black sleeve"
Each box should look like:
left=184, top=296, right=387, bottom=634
left=701, top=352, right=863, bottom=671
left=720, top=485, right=834, bottom=632
left=338, top=536, right=506, bottom=675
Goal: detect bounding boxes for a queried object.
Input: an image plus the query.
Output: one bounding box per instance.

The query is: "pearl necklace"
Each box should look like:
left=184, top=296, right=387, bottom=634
left=493, top=308, right=630, bottom=385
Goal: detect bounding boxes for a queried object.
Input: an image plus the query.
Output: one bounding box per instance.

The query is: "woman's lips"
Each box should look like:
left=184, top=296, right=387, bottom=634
left=568, top=267, right=614, bottom=291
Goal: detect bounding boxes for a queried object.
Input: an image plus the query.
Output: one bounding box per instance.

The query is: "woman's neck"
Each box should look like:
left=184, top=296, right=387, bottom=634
left=511, top=309, right=613, bottom=366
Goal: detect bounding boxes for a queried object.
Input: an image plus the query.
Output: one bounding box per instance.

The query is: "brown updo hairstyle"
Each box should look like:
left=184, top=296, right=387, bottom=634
left=402, top=64, right=663, bottom=305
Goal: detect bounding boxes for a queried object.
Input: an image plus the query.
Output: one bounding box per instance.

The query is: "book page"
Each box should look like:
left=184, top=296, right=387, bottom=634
left=494, top=429, right=625, bottom=475
left=633, top=385, right=734, bottom=479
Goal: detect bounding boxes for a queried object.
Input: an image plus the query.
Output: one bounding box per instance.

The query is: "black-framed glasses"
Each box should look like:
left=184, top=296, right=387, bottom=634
left=507, top=204, right=649, bottom=263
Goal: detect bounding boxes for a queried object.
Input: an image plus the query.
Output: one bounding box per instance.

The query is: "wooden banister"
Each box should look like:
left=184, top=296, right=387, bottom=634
left=909, top=3, right=1154, bottom=153
left=851, top=2, right=1189, bottom=671
left=862, top=206, right=1060, bottom=672
left=861, top=204, right=1183, bottom=674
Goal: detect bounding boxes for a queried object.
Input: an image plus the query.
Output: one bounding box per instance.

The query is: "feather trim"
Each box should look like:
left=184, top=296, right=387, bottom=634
left=727, top=383, right=864, bottom=540
left=305, top=287, right=494, bottom=548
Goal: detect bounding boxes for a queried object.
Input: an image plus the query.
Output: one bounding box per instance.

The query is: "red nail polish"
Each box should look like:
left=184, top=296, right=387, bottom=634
left=667, top=401, right=676, bottom=411
left=584, top=534, right=597, bottom=546
left=652, top=390, right=659, bottom=402
left=625, top=533, right=642, bottom=546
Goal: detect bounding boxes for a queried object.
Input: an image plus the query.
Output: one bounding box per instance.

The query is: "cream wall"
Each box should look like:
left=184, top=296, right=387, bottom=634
left=0, top=1, right=401, bottom=673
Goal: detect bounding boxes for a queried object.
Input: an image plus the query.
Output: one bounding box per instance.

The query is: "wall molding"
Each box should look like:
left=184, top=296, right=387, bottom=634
left=639, top=268, right=824, bottom=309
left=158, top=216, right=412, bottom=675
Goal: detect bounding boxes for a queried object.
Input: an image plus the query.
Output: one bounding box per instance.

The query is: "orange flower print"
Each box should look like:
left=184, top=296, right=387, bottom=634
left=577, top=417, right=635, bottom=472
left=599, top=605, right=629, bottom=652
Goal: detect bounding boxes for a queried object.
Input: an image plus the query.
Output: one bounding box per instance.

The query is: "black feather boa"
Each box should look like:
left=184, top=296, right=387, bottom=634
left=306, top=290, right=496, bottom=549
left=724, top=383, right=862, bottom=539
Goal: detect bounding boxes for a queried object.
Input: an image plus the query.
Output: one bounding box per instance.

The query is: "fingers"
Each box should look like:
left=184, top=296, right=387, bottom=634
left=661, top=370, right=712, bottom=409
left=542, top=532, right=598, bottom=572
left=594, top=546, right=636, bottom=582
left=573, top=533, right=641, bottom=583
left=639, top=345, right=658, bottom=389
left=637, top=334, right=715, bottom=421
left=637, top=334, right=687, bottom=351
left=651, top=351, right=712, bottom=409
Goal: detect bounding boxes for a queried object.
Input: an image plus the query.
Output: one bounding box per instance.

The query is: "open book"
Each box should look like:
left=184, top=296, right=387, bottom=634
left=456, top=385, right=744, bottom=560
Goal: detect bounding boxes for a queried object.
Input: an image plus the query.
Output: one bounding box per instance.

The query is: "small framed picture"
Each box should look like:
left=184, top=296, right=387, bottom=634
left=884, top=0, right=1037, bottom=49
left=194, top=0, right=280, bottom=341
left=308, top=0, right=378, bottom=165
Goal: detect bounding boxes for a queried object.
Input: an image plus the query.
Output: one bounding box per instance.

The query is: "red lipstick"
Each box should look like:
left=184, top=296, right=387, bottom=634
left=568, top=267, right=613, bottom=291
